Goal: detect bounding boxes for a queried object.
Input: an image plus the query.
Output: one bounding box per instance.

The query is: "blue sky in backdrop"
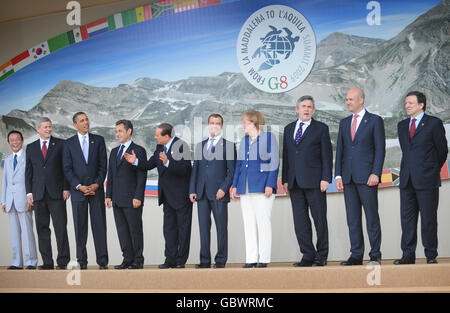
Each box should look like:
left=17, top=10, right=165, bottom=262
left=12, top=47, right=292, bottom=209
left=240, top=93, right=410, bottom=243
left=0, top=0, right=441, bottom=114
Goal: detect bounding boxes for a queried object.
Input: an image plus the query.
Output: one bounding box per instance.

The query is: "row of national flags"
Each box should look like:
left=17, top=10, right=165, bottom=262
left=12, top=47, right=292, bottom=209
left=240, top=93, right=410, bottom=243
left=0, top=0, right=239, bottom=82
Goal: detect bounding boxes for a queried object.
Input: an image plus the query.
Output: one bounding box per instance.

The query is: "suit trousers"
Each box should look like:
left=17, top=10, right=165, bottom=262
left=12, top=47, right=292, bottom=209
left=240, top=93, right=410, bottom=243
left=8, top=204, right=38, bottom=267
left=113, top=204, right=144, bottom=265
left=289, top=182, right=329, bottom=262
left=343, top=179, right=382, bottom=260
left=34, top=191, right=70, bottom=266
left=240, top=193, right=275, bottom=264
left=163, top=201, right=193, bottom=266
left=197, top=198, right=228, bottom=264
left=72, top=195, right=108, bottom=266
left=400, top=179, right=439, bottom=259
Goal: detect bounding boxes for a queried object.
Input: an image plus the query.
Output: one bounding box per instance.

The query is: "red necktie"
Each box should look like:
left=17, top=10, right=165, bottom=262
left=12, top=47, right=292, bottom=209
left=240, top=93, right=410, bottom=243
left=351, top=114, right=359, bottom=141
left=42, top=141, right=48, bottom=159
left=409, top=118, right=416, bottom=140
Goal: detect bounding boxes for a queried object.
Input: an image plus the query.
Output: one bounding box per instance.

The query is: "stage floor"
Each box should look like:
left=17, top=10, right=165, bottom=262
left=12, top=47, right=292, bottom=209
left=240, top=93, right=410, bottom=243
left=1, top=258, right=449, bottom=293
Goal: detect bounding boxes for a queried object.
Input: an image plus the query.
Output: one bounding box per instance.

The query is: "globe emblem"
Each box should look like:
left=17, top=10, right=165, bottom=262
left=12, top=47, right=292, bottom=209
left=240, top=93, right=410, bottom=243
left=252, top=26, right=300, bottom=71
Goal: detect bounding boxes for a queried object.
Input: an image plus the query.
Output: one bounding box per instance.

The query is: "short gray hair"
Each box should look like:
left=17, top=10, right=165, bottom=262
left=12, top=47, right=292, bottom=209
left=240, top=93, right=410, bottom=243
left=297, top=95, right=315, bottom=108
left=37, top=117, right=52, bottom=128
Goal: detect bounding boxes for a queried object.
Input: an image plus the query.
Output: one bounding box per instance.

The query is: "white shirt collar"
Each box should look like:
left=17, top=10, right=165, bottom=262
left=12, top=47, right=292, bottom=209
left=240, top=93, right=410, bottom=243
left=119, top=139, right=132, bottom=151
left=353, top=108, right=366, bottom=119
left=208, top=133, right=222, bottom=144
left=39, top=137, right=51, bottom=149
left=77, top=132, right=89, bottom=141
left=296, top=118, right=312, bottom=127
left=165, top=136, right=175, bottom=151
left=14, top=148, right=24, bottom=158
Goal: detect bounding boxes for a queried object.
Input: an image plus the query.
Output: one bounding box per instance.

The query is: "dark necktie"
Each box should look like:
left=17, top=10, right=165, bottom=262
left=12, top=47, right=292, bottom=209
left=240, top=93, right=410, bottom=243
left=42, top=141, right=48, bottom=159
left=295, top=122, right=304, bottom=145
left=207, top=138, right=215, bottom=154
left=409, top=118, right=416, bottom=140
left=116, top=144, right=124, bottom=166
left=13, top=154, right=17, bottom=170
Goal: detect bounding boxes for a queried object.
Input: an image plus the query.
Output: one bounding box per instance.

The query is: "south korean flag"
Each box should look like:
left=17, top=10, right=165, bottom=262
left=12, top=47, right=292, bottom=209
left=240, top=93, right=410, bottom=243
left=29, top=42, right=50, bottom=61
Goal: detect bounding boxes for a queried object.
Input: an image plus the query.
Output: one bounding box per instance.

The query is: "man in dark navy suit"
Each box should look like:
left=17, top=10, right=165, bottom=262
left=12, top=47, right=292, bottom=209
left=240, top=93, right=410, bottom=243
left=63, top=112, right=108, bottom=269
left=282, top=96, right=332, bottom=267
left=106, top=120, right=147, bottom=269
left=26, top=117, right=70, bottom=270
left=335, top=88, right=385, bottom=266
left=394, top=91, right=448, bottom=265
left=124, top=123, right=192, bottom=269
left=189, top=114, right=236, bottom=269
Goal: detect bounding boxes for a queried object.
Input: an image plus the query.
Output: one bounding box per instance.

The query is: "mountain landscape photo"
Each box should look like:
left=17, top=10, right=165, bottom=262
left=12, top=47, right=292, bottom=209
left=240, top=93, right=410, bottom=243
left=0, top=0, right=449, bottom=178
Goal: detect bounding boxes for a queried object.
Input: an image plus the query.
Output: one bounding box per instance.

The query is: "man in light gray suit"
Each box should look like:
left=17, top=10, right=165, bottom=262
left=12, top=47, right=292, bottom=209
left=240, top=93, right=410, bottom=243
left=1, top=130, right=38, bottom=270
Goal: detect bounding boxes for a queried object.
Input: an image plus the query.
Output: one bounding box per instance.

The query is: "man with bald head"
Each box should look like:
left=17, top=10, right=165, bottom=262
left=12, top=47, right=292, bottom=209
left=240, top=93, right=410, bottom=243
left=335, top=88, right=386, bottom=266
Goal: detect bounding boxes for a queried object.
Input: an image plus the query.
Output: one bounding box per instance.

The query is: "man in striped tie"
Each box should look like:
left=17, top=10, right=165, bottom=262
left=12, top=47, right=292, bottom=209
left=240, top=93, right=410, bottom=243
left=335, top=88, right=386, bottom=266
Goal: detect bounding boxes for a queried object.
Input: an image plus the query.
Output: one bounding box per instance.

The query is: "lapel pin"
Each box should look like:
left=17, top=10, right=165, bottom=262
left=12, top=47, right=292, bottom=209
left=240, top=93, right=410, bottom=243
left=421, top=123, right=424, bottom=126
left=364, top=120, right=368, bottom=123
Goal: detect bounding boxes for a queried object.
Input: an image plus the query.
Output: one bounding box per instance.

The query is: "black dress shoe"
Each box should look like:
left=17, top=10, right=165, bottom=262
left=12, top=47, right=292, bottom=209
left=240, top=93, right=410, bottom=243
left=427, top=258, right=438, bottom=264
left=256, top=263, right=268, bottom=268
left=56, top=265, right=67, bottom=270
left=114, top=262, right=131, bottom=270
left=340, top=257, right=363, bottom=266
left=8, top=265, right=23, bottom=270
left=313, top=259, right=327, bottom=267
left=128, top=263, right=144, bottom=269
left=99, top=265, right=108, bottom=270
left=158, top=263, right=174, bottom=269
left=293, top=259, right=314, bottom=267
left=38, top=264, right=54, bottom=270
left=214, top=263, right=226, bottom=268
left=242, top=263, right=257, bottom=268
left=175, top=264, right=185, bottom=269
left=393, top=257, right=415, bottom=265
left=26, top=266, right=36, bottom=270
left=195, top=263, right=211, bottom=269
left=79, top=264, right=88, bottom=270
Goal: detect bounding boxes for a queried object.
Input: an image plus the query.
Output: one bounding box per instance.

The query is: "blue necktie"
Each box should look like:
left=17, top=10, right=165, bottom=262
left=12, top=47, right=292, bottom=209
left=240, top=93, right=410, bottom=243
left=295, top=122, right=304, bottom=145
left=207, top=138, right=215, bottom=154
left=82, top=136, right=88, bottom=163
left=116, top=144, right=124, bottom=167
left=13, top=154, right=17, bottom=170
left=163, top=145, right=168, bottom=154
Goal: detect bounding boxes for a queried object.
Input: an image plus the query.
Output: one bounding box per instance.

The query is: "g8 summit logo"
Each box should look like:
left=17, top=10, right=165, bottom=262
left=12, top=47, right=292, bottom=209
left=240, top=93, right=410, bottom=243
left=237, top=5, right=316, bottom=93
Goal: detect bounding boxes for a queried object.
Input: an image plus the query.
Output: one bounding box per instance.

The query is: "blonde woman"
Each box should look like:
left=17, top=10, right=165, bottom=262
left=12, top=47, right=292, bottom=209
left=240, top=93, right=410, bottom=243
left=231, top=110, right=279, bottom=268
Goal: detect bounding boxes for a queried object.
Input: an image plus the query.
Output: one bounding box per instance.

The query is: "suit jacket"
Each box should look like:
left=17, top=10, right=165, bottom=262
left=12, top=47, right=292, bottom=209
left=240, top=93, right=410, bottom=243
left=189, top=137, right=236, bottom=202
left=398, top=113, right=448, bottom=190
left=63, top=133, right=107, bottom=202
left=282, top=119, right=333, bottom=189
left=25, top=137, right=69, bottom=201
left=137, top=137, right=192, bottom=208
left=106, top=142, right=147, bottom=207
left=232, top=131, right=279, bottom=195
left=335, top=111, right=386, bottom=184
left=2, top=151, right=27, bottom=212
